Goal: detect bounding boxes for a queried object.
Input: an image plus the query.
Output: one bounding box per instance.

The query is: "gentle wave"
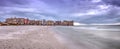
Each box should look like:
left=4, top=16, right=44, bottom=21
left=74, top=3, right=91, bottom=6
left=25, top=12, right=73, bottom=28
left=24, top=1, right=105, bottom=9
left=72, top=27, right=120, bottom=31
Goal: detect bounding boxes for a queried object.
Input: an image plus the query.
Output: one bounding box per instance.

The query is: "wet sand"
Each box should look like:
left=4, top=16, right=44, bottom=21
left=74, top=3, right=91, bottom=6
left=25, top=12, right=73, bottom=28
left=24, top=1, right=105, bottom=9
left=0, top=26, right=67, bottom=49
left=54, top=26, right=120, bottom=49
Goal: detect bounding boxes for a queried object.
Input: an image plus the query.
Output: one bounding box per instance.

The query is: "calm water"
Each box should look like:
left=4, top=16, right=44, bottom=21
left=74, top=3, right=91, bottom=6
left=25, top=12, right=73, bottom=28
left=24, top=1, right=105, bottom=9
left=54, top=25, right=120, bottom=49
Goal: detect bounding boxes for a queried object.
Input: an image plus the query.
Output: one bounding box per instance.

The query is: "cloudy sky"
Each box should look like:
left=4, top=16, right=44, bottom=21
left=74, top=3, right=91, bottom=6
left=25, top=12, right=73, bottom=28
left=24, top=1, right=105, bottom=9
left=0, top=0, right=120, bottom=24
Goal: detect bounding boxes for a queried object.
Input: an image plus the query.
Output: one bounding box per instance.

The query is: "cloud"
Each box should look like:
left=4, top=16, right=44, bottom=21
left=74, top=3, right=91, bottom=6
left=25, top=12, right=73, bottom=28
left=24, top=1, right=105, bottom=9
left=91, top=0, right=101, bottom=3
left=9, top=0, right=29, bottom=5
left=0, top=6, right=59, bottom=20
left=71, top=7, right=110, bottom=17
left=0, top=0, right=30, bottom=6
left=102, top=0, right=120, bottom=6
left=98, top=4, right=110, bottom=9
left=0, top=0, right=120, bottom=24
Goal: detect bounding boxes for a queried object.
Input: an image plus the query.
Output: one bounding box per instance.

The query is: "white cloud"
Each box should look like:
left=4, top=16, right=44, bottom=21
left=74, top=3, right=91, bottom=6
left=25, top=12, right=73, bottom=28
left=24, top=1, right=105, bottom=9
left=91, top=0, right=101, bottom=3
left=13, top=7, right=37, bottom=12
left=72, top=10, right=101, bottom=17
left=72, top=6, right=111, bottom=17
left=98, top=5, right=110, bottom=10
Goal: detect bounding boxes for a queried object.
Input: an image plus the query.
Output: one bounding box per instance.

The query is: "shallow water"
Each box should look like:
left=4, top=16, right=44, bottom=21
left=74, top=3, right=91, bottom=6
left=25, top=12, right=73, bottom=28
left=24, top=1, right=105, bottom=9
left=54, top=25, right=120, bottom=49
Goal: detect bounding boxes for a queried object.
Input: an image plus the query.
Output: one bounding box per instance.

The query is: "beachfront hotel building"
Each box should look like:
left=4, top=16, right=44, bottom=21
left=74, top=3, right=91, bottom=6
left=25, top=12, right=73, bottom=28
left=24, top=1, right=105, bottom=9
left=62, top=21, right=74, bottom=26
left=46, top=20, right=55, bottom=26
left=5, top=18, right=25, bottom=25
left=54, top=21, right=62, bottom=26
left=0, top=22, right=2, bottom=26
left=3, top=17, right=74, bottom=26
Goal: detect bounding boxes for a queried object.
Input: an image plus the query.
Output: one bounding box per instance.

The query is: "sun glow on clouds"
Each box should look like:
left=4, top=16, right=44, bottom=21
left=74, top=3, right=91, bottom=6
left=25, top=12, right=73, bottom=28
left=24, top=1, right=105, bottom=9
left=74, top=22, right=87, bottom=26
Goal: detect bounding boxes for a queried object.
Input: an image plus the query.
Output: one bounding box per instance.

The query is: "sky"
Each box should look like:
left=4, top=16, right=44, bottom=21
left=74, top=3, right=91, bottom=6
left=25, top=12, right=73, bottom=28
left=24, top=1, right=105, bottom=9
left=0, top=0, right=120, bottom=24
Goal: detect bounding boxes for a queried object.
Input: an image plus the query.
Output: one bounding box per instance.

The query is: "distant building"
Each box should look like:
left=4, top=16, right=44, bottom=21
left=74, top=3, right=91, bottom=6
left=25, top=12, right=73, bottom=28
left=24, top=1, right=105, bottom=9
left=62, top=21, right=74, bottom=26
left=35, top=20, right=41, bottom=25
left=24, top=18, right=29, bottom=25
left=42, top=19, right=46, bottom=26
left=0, top=22, right=2, bottom=26
left=67, top=21, right=74, bottom=26
left=4, top=17, right=74, bottom=26
left=62, top=21, right=68, bottom=26
left=17, top=18, right=25, bottom=25
left=38, top=21, right=43, bottom=25
left=55, top=21, right=62, bottom=26
left=46, top=20, right=54, bottom=26
left=0, top=22, right=9, bottom=26
left=29, top=20, right=36, bottom=25
left=5, top=17, right=25, bottom=25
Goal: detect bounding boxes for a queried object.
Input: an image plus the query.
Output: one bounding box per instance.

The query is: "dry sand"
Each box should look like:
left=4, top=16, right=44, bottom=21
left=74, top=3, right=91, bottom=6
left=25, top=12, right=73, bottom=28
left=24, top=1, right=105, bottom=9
left=0, top=26, right=68, bottom=49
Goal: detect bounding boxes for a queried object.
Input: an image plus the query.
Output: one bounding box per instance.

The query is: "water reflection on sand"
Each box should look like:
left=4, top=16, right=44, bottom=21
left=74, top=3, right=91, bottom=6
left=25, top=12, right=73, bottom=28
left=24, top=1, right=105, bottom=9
left=54, top=25, right=120, bottom=49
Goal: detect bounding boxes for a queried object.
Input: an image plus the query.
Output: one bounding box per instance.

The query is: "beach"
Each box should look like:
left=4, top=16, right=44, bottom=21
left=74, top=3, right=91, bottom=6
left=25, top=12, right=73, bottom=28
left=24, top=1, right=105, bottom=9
left=0, top=26, right=67, bottom=49
left=0, top=26, right=120, bottom=49
left=54, top=26, right=120, bottom=49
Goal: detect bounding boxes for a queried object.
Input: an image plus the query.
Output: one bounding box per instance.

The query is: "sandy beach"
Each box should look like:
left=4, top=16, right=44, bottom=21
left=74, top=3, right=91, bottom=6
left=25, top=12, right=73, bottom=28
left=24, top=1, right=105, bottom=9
left=0, top=26, right=120, bottom=49
left=0, top=26, right=68, bottom=49
left=54, top=26, right=120, bottom=49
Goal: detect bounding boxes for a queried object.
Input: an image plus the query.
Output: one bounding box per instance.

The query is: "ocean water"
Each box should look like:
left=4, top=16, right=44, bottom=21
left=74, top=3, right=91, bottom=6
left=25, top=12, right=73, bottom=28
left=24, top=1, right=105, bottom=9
left=54, top=25, right=120, bottom=49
